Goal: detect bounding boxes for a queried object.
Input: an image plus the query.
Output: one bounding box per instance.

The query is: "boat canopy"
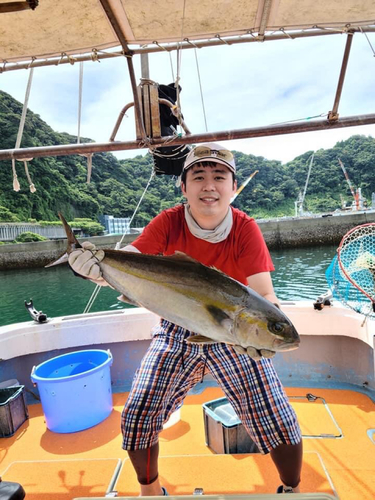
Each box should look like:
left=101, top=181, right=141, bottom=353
left=0, top=0, right=375, bottom=162
left=1, top=0, right=375, bottom=68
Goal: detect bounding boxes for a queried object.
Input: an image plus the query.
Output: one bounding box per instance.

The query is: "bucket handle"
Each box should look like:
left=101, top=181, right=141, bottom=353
left=30, top=365, right=37, bottom=386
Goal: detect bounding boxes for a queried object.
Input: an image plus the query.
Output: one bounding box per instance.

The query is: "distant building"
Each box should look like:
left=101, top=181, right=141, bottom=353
left=99, top=215, right=131, bottom=235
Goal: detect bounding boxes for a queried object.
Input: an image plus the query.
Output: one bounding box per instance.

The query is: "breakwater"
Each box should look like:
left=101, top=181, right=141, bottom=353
left=0, top=223, right=68, bottom=241
left=258, top=210, right=375, bottom=249
left=1, top=210, right=375, bottom=270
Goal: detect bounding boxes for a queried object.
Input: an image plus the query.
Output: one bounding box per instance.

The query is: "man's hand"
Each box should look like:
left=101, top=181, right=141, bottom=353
left=68, top=242, right=105, bottom=281
left=232, top=344, right=276, bottom=361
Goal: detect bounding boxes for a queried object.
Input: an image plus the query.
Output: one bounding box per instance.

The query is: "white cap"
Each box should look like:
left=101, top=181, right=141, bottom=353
left=183, top=142, right=236, bottom=173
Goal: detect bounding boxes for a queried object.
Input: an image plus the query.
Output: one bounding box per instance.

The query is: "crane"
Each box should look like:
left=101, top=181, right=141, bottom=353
left=295, top=152, right=314, bottom=216
left=338, top=158, right=363, bottom=211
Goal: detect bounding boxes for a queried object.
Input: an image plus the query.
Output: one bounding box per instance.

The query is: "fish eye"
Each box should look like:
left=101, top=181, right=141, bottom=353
left=268, top=322, right=284, bottom=335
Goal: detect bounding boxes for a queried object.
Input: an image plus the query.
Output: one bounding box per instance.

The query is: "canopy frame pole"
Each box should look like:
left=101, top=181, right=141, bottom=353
left=328, top=31, right=354, bottom=122
left=257, top=0, right=273, bottom=39
left=2, top=113, right=375, bottom=161
left=2, top=28, right=375, bottom=73
left=99, top=0, right=149, bottom=145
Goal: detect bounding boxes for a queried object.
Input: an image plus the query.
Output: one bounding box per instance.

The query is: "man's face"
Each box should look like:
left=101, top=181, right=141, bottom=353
left=181, top=163, right=237, bottom=226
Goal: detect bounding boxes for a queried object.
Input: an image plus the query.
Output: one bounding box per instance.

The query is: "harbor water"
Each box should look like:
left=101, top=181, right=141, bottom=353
left=0, top=245, right=338, bottom=328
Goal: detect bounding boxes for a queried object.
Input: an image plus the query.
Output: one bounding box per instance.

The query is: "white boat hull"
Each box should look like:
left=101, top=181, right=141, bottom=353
left=1, top=301, right=374, bottom=399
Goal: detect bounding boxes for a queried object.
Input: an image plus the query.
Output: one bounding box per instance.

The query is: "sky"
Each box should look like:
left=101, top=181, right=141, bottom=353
left=0, top=31, right=375, bottom=165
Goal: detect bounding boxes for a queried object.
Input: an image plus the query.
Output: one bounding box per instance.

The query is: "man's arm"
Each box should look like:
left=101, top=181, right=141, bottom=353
left=246, top=271, right=280, bottom=308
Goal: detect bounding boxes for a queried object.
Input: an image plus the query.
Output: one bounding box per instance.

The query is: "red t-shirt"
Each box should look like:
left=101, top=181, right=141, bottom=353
left=131, top=205, right=274, bottom=285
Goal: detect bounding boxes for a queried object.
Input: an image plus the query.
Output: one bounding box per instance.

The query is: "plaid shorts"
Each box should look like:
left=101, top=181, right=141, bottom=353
left=121, top=320, right=301, bottom=454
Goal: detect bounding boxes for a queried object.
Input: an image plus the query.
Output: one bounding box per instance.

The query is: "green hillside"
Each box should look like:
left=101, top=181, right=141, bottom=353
left=1, top=90, right=375, bottom=226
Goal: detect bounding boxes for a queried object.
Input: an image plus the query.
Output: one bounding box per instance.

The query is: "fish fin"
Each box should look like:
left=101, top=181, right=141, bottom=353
left=117, top=294, right=139, bottom=307
left=45, top=251, right=69, bottom=268
left=208, top=265, right=232, bottom=278
left=169, top=251, right=199, bottom=263
left=205, top=304, right=232, bottom=326
left=45, top=213, right=82, bottom=267
left=58, top=213, right=82, bottom=253
left=186, top=334, right=217, bottom=344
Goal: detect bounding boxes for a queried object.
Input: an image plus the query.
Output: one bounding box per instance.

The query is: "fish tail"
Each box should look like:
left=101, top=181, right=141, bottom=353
left=58, top=212, right=82, bottom=253
left=45, top=213, right=82, bottom=268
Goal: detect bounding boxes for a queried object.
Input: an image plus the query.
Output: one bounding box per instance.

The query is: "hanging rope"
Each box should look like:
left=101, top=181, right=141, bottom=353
left=76, top=61, right=93, bottom=183
left=169, top=52, right=175, bottom=82
left=86, top=153, right=93, bottom=183
left=115, top=169, right=155, bottom=249
left=174, top=0, right=187, bottom=132
left=359, top=27, right=375, bottom=56
left=83, top=282, right=102, bottom=314
left=194, top=48, right=208, bottom=132
left=12, top=67, right=35, bottom=192
left=77, top=61, right=84, bottom=144
left=83, top=168, right=156, bottom=314
left=11, top=160, right=20, bottom=192
left=24, top=160, right=36, bottom=193
left=152, top=41, right=175, bottom=81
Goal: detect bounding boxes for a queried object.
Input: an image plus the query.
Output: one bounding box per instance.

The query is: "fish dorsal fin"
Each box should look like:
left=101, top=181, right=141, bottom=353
left=209, top=265, right=228, bottom=276
left=170, top=253, right=228, bottom=275
left=169, top=251, right=200, bottom=263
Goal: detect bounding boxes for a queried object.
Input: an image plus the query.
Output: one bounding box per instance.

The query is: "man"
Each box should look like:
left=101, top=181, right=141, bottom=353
left=69, top=143, right=302, bottom=495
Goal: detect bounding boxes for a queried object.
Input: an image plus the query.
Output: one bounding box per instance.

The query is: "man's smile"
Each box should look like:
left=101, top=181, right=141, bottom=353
left=200, top=196, right=219, bottom=204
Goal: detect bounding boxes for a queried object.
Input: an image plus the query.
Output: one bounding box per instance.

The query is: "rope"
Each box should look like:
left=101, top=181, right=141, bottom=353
left=359, top=27, right=375, bottom=56
left=24, top=161, right=36, bottom=193
left=174, top=0, right=187, bottom=131
left=270, top=112, right=327, bottom=126
left=86, top=153, right=93, bottom=183
left=169, top=52, right=175, bottom=81
left=76, top=62, right=94, bottom=184
left=83, top=168, right=155, bottom=314
left=116, top=169, right=155, bottom=249
left=12, top=67, right=35, bottom=192
left=83, top=282, right=102, bottom=314
left=77, top=61, right=84, bottom=143
left=194, top=48, right=208, bottom=131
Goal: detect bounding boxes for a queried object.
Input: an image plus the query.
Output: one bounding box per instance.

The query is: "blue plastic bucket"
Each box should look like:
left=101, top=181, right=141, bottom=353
left=31, top=349, right=113, bottom=433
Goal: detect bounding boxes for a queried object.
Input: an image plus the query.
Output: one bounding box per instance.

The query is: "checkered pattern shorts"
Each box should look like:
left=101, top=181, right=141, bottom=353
left=121, top=320, right=301, bottom=454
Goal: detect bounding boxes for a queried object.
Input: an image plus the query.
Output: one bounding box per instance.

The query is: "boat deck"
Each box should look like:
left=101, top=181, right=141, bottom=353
left=0, top=386, right=374, bottom=500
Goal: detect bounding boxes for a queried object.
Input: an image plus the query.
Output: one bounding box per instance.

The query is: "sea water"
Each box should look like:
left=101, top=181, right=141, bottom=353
left=0, top=244, right=337, bottom=327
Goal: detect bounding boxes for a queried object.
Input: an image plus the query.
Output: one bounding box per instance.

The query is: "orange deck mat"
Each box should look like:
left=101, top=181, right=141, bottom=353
left=0, top=386, right=374, bottom=500
left=1, top=458, right=120, bottom=500
left=115, top=451, right=335, bottom=496
left=289, top=397, right=342, bottom=438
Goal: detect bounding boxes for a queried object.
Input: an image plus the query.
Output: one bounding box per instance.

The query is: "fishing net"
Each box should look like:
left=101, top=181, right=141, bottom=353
left=325, top=223, right=375, bottom=318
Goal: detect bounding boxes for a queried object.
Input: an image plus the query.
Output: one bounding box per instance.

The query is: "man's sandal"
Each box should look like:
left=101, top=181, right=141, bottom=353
left=277, top=485, right=294, bottom=493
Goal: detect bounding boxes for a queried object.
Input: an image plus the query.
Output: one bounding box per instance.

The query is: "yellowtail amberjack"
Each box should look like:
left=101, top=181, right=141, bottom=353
left=53, top=214, right=300, bottom=359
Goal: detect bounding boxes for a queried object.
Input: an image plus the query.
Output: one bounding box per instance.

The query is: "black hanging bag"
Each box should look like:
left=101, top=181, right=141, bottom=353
left=153, top=83, right=190, bottom=176
left=0, top=479, right=26, bottom=500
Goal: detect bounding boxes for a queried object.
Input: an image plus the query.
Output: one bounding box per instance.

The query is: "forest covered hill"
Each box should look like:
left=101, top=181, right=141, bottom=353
left=1, top=90, right=375, bottom=226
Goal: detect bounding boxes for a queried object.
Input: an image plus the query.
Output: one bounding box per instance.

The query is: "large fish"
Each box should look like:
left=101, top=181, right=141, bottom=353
left=54, top=214, right=300, bottom=359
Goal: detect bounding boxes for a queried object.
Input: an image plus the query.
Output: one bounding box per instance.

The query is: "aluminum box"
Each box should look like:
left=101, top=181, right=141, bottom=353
left=202, top=397, right=260, bottom=454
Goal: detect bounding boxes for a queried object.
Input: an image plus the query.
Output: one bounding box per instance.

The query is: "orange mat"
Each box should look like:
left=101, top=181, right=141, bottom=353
left=1, top=386, right=374, bottom=500
left=289, top=397, right=341, bottom=437
left=1, top=459, right=120, bottom=499
left=115, top=452, right=335, bottom=497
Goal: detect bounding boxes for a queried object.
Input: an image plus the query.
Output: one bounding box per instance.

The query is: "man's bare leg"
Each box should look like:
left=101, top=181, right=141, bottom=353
left=270, top=441, right=303, bottom=493
left=127, top=442, right=166, bottom=496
